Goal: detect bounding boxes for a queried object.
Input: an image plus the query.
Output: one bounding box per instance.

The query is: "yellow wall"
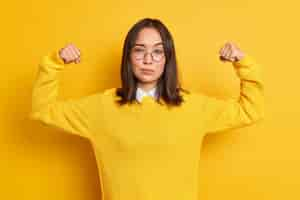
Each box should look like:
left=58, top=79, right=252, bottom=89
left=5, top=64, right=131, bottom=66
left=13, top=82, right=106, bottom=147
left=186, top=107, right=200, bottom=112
left=1, top=0, right=299, bottom=199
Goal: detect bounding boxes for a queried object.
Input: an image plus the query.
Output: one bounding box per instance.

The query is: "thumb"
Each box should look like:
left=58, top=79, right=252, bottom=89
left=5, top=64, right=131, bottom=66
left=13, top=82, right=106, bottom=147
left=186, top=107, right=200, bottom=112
left=74, top=57, right=80, bottom=64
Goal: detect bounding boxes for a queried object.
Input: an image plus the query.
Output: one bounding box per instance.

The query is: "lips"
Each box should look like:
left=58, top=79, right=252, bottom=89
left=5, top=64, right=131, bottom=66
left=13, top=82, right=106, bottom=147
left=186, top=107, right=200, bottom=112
left=141, top=69, right=154, bottom=74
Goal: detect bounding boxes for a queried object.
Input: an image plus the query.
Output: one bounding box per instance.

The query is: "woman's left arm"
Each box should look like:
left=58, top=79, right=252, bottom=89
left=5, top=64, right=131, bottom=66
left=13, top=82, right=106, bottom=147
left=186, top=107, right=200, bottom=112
left=202, top=43, right=264, bottom=135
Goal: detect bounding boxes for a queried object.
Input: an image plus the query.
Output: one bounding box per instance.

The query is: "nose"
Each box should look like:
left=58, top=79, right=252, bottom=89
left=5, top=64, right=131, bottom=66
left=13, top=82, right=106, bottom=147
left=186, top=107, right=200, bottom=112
left=143, top=52, right=153, bottom=64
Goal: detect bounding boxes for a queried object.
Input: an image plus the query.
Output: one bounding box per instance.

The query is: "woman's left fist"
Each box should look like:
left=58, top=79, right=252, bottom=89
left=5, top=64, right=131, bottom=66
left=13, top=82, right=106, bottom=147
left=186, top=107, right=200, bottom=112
left=219, top=42, right=245, bottom=62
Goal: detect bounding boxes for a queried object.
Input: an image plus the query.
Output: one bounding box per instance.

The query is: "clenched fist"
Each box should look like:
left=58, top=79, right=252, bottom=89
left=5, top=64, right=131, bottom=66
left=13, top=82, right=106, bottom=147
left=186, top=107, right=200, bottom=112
left=219, top=42, right=245, bottom=63
left=58, top=43, right=81, bottom=64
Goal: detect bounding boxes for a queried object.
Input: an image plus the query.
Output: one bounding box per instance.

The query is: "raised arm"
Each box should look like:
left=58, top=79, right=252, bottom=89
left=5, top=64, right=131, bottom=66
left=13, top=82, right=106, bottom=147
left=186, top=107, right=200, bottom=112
left=202, top=43, right=264, bottom=135
left=29, top=45, right=102, bottom=141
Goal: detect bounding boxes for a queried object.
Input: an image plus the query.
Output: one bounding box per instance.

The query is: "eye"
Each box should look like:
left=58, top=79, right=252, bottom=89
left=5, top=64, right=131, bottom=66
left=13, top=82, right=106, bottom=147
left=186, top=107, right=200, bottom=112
left=133, top=48, right=144, bottom=52
left=153, top=49, right=164, bottom=54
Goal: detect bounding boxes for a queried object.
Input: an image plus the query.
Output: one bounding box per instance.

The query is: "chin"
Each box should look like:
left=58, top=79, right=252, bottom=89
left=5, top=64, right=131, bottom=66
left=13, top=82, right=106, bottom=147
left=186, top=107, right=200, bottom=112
left=138, top=77, right=157, bottom=83
left=138, top=75, right=154, bottom=82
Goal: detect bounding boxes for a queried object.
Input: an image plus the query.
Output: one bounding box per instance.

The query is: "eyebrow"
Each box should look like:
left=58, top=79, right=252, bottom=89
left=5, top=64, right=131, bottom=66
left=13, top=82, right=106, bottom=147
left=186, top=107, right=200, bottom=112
left=133, top=42, right=163, bottom=47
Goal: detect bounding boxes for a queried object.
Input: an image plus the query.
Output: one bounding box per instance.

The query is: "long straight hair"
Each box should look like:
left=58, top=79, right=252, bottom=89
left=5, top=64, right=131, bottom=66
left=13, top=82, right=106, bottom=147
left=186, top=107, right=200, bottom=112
left=115, top=18, right=189, bottom=107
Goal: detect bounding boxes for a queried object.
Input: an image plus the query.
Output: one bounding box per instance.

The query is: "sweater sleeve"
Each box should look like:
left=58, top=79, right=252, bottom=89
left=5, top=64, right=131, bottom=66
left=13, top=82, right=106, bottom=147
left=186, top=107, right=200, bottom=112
left=29, top=51, right=101, bottom=141
left=201, top=54, right=264, bottom=135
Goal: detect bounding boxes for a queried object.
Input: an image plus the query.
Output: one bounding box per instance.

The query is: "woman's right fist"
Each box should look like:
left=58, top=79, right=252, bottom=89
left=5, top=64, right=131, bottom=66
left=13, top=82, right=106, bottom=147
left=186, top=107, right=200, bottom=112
left=58, top=43, right=81, bottom=64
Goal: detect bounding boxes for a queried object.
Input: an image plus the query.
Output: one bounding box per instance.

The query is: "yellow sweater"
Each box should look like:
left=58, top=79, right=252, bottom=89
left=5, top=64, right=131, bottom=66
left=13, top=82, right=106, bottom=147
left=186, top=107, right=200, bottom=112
left=29, top=51, right=264, bottom=200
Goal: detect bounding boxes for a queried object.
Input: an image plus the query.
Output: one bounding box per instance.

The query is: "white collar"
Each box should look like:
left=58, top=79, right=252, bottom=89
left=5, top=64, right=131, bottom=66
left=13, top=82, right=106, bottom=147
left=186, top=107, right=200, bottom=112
left=136, top=86, right=157, bottom=102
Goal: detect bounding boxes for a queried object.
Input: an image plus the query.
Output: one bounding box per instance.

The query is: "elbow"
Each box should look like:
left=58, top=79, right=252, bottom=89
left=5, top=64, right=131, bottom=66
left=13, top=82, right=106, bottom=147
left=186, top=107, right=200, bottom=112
left=29, top=105, right=52, bottom=121
left=256, top=109, right=265, bottom=122
left=29, top=111, right=41, bottom=121
left=29, top=111, right=51, bottom=127
left=241, top=96, right=265, bottom=125
left=29, top=110, right=48, bottom=122
left=254, top=101, right=265, bottom=122
left=248, top=108, right=265, bottom=125
left=241, top=103, right=264, bottom=126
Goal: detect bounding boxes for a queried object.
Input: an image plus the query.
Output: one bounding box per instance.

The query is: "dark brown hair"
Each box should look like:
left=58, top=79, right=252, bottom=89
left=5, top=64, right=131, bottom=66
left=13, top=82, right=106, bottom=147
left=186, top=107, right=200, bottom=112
left=115, top=18, right=189, bottom=107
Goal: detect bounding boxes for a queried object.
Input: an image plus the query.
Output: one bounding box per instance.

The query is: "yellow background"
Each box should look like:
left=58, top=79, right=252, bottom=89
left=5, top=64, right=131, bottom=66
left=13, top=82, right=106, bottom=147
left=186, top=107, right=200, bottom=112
left=1, top=0, right=299, bottom=199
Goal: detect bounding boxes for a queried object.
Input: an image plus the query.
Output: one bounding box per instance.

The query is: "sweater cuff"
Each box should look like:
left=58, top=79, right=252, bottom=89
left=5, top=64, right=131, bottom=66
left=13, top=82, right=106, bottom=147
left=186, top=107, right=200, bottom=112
left=50, top=50, right=66, bottom=66
left=232, top=54, right=262, bottom=80
left=40, top=51, right=66, bottom=71
left=232, top=54, right=255, bottom=68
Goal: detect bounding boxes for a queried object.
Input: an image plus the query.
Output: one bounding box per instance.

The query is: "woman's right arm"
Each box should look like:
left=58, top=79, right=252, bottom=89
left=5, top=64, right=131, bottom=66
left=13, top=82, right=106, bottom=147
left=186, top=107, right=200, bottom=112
left=29, top=48, right=102, bottom=141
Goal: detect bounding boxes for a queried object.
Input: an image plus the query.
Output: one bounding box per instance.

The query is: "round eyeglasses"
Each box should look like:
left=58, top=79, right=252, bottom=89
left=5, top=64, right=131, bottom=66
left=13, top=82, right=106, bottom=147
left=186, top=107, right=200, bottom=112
left=131, top=47, right=165, bottom=62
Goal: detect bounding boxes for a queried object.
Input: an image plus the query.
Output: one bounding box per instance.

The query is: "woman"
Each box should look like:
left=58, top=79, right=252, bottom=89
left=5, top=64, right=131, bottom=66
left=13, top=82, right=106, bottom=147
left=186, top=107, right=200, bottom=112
left=29, top=18, right=264, bottom=200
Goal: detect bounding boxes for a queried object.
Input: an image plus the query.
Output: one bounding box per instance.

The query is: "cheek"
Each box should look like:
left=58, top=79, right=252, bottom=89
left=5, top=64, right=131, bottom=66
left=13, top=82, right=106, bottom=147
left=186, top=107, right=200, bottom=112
left=156, top=60, right=166, bottom=75
left=131, top=61, right=142, bottom=75
left=130, top=58, right=140, bottom=72
left=156, top=64, right=165, bottom=75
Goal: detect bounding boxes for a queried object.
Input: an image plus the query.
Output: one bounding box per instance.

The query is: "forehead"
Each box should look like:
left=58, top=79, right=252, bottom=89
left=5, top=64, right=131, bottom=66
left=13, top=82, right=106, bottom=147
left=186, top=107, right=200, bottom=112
left=134, top=28, right=163, bottom=47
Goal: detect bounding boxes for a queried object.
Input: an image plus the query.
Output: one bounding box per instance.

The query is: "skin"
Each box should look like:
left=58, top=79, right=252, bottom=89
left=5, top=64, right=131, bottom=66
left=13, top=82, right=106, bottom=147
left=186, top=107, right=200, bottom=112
left=130, top=28, right=166, bottom=92
left=219, top=41, right=245, bottom=62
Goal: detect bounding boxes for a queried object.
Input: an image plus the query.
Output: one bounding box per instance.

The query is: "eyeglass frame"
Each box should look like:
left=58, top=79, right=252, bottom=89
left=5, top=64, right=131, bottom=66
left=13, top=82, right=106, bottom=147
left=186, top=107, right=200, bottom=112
left=130, top=44, right=166, bottom=62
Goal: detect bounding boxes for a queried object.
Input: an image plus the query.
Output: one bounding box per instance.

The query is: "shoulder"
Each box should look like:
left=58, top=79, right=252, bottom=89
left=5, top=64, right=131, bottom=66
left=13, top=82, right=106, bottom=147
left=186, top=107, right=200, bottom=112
left=102, top=87, right=117, bottom=96
left=100, top=87, right=121, bottom=102
left=180, top=89, right=217, bottom=107
left=181, top=88, right=203, bottom=100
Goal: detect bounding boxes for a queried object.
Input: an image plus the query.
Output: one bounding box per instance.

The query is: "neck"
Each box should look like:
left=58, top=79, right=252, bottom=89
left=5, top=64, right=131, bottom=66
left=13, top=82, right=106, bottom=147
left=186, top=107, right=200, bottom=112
left=137, top=82, right=157, bottom=92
